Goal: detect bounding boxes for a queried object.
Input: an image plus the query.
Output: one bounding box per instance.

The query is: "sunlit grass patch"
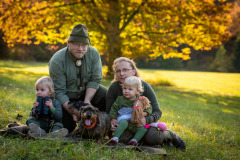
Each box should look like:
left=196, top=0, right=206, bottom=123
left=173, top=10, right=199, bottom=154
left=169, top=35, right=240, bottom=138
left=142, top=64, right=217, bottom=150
left=144, top=77, right=174, bottom=86
left=137, top=70, right=174, bottom=86
left=0, top=60, right=48, bottom=68
left=0, top=60, right=49, bottom=76
left=0, top=67, right=48, bottom=75
left=140, top=69, right=240, bottom=96
left=102, top=65, right=175, bottom=86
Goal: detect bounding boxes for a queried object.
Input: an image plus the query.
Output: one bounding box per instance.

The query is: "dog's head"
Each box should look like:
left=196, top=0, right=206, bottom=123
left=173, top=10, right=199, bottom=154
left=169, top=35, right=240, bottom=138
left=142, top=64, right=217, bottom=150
left=79, top=105, right=99, bottom=127
left=67, top=101, right=89, bottom=118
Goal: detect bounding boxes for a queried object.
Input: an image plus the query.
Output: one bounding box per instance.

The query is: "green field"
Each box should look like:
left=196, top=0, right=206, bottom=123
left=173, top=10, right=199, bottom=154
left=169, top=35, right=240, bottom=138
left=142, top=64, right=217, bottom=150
left=0, top=60, right=239, bottom=159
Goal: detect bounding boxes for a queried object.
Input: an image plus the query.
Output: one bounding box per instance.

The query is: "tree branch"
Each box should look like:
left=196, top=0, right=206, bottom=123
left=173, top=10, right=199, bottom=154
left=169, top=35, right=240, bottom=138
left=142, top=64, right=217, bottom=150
left=36, top=1, right=83, bottom=11
left=87, top=0, right=107, bottom=33
left=120, top=0, right=146, bottom=33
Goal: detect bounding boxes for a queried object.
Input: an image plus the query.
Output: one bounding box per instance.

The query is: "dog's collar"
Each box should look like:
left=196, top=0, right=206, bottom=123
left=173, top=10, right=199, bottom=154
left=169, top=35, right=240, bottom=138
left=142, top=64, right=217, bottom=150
left=83, top=120, right=97, bottom=129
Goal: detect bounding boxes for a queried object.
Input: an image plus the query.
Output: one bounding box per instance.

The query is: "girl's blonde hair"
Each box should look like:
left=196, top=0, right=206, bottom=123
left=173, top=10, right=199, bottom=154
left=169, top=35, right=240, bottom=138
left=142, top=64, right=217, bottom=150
left=35, top=76, right=55, bottom=98
left=123, top=76, right=143, bottom=94
left=112, top=57, right=140, bottom=82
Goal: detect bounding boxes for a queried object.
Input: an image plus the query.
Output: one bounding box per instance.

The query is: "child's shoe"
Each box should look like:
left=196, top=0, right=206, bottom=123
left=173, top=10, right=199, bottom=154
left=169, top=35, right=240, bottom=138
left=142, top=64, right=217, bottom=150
left=28, top=123, right=46, bottom=134
left=110, top=137, right=119, bottom=144
left=127, top=139, right=138, bottom=146
left=50, top=128, right=69, bottom=138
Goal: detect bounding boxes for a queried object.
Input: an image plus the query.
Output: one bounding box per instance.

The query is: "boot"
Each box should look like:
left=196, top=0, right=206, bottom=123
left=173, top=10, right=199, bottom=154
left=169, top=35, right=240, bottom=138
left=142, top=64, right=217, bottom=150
left=28, top=123, right=46, bottom=134
left=168, top=129, right=186, bottom=149
left=49, top=128, right=69, bottom=138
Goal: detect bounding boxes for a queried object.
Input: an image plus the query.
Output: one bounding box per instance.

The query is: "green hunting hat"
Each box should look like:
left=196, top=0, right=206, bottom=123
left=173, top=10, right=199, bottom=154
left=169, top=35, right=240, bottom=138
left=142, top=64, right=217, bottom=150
left=67, top=24, right=90, bottom=44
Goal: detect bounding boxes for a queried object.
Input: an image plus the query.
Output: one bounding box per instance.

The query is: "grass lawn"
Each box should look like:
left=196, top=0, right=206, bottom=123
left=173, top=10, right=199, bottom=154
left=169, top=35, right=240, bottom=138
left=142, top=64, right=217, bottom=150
left=0, top=60, right=239, bottom=159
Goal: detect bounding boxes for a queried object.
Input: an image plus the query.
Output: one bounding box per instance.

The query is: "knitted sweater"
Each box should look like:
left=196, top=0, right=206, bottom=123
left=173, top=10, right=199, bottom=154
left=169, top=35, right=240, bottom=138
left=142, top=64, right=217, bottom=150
left=109, top=96, right=152, bottom=120
left=106, top=81, right=162, bottom=124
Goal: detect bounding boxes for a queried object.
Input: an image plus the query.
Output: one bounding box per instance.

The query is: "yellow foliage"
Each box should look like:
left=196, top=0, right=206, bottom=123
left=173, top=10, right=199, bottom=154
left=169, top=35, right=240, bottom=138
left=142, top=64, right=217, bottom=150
left=181, top=48, right=191, bottom=55
left=0, top=0, right=233, bottom=72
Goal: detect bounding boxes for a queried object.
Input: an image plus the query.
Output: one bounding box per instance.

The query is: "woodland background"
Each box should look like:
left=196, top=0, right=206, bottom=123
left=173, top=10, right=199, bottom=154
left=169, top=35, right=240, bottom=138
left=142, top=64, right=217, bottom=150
left=0, top=0, right=240, bottom=74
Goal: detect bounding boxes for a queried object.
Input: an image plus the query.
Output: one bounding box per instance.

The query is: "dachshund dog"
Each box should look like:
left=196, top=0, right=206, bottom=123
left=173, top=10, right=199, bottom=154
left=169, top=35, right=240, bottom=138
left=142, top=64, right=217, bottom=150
left=68, top=102, right=112, bottom=142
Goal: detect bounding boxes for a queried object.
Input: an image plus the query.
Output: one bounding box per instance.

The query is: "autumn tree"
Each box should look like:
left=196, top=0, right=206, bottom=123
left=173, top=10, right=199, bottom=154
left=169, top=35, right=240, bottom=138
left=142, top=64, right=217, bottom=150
left=228, top=0, right=240, bottom=38
left=0, top=0, right=232, bottom=75
left=228, top=0, right=240, bottom=71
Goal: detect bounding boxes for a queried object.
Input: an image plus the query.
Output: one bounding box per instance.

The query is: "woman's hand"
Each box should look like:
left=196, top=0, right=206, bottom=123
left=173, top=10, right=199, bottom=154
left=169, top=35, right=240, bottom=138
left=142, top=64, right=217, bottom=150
left=110, top=119, right=118, bottom=131
left=136, top=117, right=147, bottom=127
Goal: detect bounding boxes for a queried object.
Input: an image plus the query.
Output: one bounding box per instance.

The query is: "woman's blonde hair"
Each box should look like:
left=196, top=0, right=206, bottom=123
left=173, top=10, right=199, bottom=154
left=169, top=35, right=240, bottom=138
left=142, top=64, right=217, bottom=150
left=35, top=76, right=55, bottom=98
left=123, top=76, right=143, bottom=94
left=112, top=57, right=140, bottom=82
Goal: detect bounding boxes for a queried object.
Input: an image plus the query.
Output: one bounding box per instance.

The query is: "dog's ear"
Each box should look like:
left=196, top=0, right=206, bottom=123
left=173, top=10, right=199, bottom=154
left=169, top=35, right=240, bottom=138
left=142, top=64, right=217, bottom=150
left=77, top=111, right=81, bottom=119
left=95, top=107, right=99, bottom=113
left=66, top=102, right=75, bottom=115
left=79, top=106, right=85, bottom=117
left=94, top=107, right=100, bottom=122
left=79, top=106, right=84, bottom=112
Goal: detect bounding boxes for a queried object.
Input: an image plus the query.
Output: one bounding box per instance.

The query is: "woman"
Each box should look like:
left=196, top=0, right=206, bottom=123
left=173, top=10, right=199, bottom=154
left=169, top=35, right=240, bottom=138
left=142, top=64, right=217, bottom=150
left=106, top=57, right=186, bottom=149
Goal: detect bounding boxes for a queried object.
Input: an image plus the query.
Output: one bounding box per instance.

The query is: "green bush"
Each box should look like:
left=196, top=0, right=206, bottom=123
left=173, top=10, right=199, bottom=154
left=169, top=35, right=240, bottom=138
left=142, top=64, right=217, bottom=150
left=233, top=35, right=240, bottom=72
left=210, top=45, right=235, bottom=72
left=137, top=56, right=184, bottom=70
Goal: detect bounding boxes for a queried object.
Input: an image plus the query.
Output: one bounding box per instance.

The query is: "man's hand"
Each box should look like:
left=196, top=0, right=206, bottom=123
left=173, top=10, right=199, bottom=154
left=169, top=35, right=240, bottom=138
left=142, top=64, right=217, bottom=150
left=84, top=88, right=97, bottom=105
left=62, top=101, right=78, bottom=122
left=83, top=99, right=91, bottom=105
left=62, top=101, right=70, bottom=110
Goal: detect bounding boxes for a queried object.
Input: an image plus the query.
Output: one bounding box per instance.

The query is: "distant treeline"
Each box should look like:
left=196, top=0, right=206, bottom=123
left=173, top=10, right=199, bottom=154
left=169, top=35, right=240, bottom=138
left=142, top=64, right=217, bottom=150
left=1, top=34, right=240, bottom=73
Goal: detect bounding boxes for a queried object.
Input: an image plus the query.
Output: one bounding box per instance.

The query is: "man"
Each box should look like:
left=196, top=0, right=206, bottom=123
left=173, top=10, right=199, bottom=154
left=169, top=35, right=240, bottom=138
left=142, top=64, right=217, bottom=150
left=49, top=24, right=107, bottom=133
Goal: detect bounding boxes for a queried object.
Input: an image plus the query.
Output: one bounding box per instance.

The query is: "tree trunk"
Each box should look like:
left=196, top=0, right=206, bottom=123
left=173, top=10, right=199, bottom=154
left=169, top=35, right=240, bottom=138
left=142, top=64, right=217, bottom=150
left=0, top=30, right=9, bottom=59
left=106, top=32, right=122, bottom=76
left=104, top=0, right=122, bottom=76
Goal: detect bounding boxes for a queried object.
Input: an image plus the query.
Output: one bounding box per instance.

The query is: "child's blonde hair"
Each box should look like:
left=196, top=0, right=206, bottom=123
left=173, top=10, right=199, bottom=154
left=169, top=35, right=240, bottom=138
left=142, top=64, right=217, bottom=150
left=123, top=76, right=143, bottom=94
left=35, top=76, right=55, bottom=98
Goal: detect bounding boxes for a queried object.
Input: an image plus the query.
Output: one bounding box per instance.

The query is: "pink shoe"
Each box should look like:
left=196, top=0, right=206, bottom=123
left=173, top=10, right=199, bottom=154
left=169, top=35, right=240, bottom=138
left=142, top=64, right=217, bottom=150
left=127, top=139, right=138, bottom=146
left=110, top=137, right=118, bottom=144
